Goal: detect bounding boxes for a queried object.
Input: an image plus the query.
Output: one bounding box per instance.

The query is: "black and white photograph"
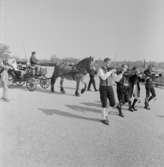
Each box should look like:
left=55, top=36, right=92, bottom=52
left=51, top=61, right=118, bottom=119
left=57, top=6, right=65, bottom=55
left=0, top=0, right=164, bottom=166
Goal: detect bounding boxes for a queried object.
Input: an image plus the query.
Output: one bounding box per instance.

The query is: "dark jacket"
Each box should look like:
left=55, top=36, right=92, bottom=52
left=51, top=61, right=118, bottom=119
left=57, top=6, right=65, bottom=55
left=144, top=69, right=154, bottom=84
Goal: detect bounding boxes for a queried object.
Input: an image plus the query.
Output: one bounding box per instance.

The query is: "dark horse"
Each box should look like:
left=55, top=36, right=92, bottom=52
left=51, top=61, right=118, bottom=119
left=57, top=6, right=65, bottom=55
left=51, top=57, right=94, bottom=96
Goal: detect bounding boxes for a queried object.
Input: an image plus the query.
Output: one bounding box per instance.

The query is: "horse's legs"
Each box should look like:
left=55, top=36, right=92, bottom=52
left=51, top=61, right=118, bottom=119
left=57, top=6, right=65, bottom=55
left=81, top=80, right=87, bottom=94
left=60, top=77, right=66, bottom=94
left=51, top=76, right=57, bottom=92
left=75, top=79, right=80, bottom=96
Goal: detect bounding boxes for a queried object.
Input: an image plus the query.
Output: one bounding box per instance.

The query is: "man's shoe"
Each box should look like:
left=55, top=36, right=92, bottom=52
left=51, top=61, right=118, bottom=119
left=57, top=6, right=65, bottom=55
left=132, top=107, right=138, bottom=111
left=95, top=89, right=98, bottom=92
left=87, top=89, right=91, bottom=91
left=1, top=97, right=9, bottom=102
left=116, top=105, right=124, bottom=117
left=144, top=106, right=150, bottom=110
left=119, top=113, right=124, bottom=117
left=128, top=107, right=134, bottom=112
left=101, top=119, right=109, bottom=125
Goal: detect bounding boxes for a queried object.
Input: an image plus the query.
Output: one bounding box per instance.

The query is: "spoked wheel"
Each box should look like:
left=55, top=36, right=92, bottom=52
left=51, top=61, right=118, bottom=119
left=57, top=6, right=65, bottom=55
left=39, top=77, right=50, bottom=89
left=26, top=78, right=37, bottom=91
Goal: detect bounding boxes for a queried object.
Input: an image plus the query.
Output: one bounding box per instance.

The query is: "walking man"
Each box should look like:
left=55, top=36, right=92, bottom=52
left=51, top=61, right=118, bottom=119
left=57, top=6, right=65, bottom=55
left=87, top=64, right=98, bottom=91
left=98, top=58, right=125, bottom=125
left=116, top=64, right=133, bottom=113
left=0, top=58, right=11, bottom=102
left=128, top=67, right=141, bottom=111
left=144, top=65, right=156, bottom=110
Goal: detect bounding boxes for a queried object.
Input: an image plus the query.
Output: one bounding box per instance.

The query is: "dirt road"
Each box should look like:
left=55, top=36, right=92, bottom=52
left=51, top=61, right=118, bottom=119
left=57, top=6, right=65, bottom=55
left=0, top=79, right=164, bottom=167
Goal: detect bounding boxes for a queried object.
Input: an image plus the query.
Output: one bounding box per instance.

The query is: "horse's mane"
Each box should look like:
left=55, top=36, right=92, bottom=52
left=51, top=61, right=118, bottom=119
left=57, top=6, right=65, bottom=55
left=75, top=57, right=93, bottom=68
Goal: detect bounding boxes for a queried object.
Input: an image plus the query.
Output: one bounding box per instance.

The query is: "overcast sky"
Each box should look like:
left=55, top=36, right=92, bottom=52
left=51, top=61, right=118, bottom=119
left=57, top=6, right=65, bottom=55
left=0, top=0, right=164, bottom=61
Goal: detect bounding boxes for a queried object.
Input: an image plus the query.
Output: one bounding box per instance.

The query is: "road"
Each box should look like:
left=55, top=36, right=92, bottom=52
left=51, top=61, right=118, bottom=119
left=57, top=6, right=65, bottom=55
left=0, top=79, right=164, bottom=167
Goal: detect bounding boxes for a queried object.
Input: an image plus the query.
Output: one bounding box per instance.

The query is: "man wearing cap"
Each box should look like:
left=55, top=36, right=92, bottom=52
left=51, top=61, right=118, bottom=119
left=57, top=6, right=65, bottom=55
left=0, top=58, right=13, bottom=102
left=98, top=58, right=125, bottom=125
left=144, top=65, right=156, bottom=110
left=128, top=66, right=141, bottom=111
left=116, top=64, right=133, bottom=112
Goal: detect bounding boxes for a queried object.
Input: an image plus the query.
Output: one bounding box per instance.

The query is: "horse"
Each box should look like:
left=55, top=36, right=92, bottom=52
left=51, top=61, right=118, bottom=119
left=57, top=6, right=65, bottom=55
left=51, top=56, right=94, bottom=96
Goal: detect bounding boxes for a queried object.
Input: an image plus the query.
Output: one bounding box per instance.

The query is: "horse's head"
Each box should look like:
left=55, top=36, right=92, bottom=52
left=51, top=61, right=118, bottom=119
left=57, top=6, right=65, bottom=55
left=76, top=56, right=94, bottom=74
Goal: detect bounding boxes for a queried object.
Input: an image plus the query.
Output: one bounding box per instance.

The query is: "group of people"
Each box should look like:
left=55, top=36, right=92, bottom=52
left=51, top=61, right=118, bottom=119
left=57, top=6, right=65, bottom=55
left=90, top=57, right=157, bottom=125
left=0, top=56, right=158, bottom=124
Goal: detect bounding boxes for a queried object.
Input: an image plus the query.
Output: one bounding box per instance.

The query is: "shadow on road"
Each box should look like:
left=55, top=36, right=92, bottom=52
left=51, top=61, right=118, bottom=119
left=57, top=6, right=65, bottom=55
left=157, top=115, right=164, bottom=118
left=59, top=86, right=75, bottom=90
left=9, top=85, right=27, bottom=90
left=66, top=104, right=119, bottom=116
left=9, top=85, right=76, bottom=96
left=39, top=108, right=101, bottom=123
left=80, top=102, right=101, bottom=108
left=66, top=104, right=101, bottom=113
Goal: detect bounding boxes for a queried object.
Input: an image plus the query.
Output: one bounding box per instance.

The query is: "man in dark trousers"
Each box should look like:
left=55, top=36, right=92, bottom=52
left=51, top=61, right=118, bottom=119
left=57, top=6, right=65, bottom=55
left=128, top=67, right=141, bottom=111
left=144, top=65, right=156, bottom=110
left=116, top=64, right=134, bottom=113
left=87, top=64, right=98, bottom=91
left=98, top=58, right=125, bottom=125
left=117, top=66, right=141, bottom=112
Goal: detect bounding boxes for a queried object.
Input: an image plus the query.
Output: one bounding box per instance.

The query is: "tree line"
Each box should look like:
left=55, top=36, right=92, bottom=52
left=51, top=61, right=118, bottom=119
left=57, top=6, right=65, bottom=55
left=1, top=43, right=164, bottom=70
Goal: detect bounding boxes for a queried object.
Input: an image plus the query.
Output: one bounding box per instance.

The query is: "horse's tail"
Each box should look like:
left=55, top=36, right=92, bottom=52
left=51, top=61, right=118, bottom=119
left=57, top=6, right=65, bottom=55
left=51, top=65, right=56, bottom=79
left=81, top=81, right=87, bottom=94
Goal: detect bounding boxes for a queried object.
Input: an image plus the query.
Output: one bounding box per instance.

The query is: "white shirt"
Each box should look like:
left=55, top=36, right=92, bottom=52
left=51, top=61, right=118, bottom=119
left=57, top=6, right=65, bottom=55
left=98, top=68, right=123, bottom=82
left=98, top=68, right=115, bottom=80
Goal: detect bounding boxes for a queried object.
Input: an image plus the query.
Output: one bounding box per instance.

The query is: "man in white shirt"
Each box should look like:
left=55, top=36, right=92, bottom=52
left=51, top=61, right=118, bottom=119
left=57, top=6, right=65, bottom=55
left=98, top=58, right=125, bottom=125
left=0, top=58, right=12, bottom=102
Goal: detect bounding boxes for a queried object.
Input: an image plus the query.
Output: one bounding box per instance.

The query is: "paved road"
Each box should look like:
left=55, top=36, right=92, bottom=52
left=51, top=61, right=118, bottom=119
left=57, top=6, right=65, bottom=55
left=0, top=80, right=164, bottom=167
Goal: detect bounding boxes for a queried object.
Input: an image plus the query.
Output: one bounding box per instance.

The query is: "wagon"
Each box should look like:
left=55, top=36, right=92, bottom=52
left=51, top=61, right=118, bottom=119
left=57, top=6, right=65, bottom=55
left=8, top=65, right=50, bottom=91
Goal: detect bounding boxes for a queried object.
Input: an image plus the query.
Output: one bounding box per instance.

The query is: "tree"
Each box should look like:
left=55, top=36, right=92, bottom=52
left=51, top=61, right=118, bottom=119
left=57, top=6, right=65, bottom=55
left=0, top=43, right=10, bottom=60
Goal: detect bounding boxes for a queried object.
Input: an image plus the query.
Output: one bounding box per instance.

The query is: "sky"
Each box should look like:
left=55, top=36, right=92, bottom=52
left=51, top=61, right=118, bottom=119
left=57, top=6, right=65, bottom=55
left=0, top=0, right=164, bottom=61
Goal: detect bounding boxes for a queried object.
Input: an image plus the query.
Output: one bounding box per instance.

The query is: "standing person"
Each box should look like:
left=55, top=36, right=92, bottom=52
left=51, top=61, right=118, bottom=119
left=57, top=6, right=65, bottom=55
left=0, top=58, right=11, bottom=102
left=144, top=65, right=156, bottom=110
left=116, top=64, right=134, bottom=113
left=87, top=64, right=98, bottom=91
left=128, top=67, right=141, bottom=111
left=30, top=51, right=36, bottom=66
left=98, top=58, right=124, bottom=125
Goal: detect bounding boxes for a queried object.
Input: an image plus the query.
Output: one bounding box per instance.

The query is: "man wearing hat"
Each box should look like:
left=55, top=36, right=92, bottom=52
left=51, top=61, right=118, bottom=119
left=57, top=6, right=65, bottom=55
left=0, top=58, right=12, bottom=101
left=144, top=65, right=156, bottom=110
left=116, top=64, right=133, bottom=112
left=98, top=58, right=126, bottom=125
left=87, top=64, right=98, bottom=91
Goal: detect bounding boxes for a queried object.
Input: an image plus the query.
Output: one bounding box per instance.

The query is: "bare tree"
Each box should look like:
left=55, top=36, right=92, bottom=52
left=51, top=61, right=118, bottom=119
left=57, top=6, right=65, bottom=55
left=0, top=43, right=10, bottom=60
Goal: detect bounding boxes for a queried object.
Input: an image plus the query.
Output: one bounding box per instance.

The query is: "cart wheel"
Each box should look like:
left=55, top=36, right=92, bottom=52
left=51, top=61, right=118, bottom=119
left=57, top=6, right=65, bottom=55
left=26, top=78, right=37, bottom=91
left=40, top=77, right=50, bottom=89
